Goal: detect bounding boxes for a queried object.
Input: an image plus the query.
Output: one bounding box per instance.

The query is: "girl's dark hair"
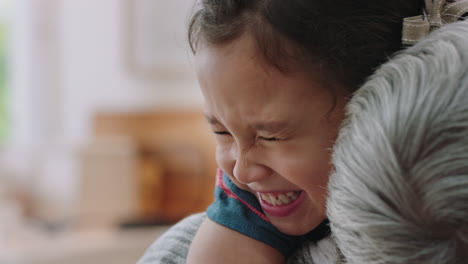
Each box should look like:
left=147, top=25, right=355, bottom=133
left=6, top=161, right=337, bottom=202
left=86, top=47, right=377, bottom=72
left=188, top=0, right=424, bottom=94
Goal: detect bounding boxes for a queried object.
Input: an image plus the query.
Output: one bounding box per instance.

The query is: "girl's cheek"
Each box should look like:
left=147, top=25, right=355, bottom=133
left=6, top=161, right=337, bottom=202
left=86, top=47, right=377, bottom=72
left=215, top=144, right=236, bottom=176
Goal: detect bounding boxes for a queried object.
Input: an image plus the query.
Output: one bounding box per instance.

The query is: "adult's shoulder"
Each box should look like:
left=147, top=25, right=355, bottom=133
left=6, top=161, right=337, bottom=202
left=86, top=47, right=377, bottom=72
left=137, top=213, right=207, bottom=264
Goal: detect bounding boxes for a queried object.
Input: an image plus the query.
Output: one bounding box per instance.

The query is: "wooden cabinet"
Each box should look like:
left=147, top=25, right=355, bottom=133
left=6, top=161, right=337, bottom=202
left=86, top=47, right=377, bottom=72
left=93, top=110, right=217, bottom=223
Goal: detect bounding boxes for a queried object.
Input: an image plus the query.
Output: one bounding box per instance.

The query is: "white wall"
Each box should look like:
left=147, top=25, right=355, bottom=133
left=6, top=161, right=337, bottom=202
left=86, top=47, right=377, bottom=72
left=4, top=0, right=203, bottom=221
left=61, top=0, right=203, bottom=145
left=10, top=0, right=202, bottom=146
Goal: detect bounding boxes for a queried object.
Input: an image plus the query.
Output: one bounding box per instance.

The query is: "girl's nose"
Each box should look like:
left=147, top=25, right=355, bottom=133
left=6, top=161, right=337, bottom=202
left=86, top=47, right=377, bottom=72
left=232, top=152, right=270, bottom=185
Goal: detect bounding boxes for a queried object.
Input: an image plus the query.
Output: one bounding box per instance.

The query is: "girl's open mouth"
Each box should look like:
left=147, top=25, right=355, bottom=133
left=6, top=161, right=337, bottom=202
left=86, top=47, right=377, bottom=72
left=257, top=190, right=305, bottom=217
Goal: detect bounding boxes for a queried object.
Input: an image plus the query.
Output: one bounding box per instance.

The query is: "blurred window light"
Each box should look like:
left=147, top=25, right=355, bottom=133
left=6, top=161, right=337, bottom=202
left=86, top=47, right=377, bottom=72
left=0, top=0, right=9, bottom=142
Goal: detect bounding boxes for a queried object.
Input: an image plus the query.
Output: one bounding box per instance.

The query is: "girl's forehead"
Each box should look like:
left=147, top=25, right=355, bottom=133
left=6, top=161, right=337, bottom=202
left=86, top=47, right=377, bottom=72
left=194, top=39, right=268, bottom=81
left=195, top=40, right=321, bottom=95
left=194, top=34, right=343, bottom=127
left=194, top=33, right=338, bottom=93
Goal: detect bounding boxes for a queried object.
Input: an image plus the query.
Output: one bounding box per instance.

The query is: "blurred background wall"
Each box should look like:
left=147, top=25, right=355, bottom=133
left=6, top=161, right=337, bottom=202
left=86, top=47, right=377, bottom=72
left=0, top=0, right=217, bottom=263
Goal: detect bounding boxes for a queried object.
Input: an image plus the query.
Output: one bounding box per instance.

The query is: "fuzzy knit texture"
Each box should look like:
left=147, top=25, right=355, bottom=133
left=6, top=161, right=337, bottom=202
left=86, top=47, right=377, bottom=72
left=136, top=214, right=205, bottom=264
left=327, top=19, right=468, bottom=264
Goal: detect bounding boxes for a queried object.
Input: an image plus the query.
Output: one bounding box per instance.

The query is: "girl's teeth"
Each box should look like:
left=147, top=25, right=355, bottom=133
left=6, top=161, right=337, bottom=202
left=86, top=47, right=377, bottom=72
left=268, top=194, right=275, bottom=201
left=261, top=194, right=271, bottom=204
left=260, top=191, right=300, bottom=206
left=270, top=196, right=279, bottom=206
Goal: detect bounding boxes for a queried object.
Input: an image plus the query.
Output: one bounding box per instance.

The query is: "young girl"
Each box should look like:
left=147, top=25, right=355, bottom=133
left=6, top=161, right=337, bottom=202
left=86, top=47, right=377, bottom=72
left=137, top=0, right=466, bottom=263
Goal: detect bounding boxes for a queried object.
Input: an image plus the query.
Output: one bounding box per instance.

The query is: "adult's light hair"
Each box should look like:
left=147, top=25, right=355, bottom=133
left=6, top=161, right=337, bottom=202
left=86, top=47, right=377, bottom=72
left=327, top=20, right=468, bottom=264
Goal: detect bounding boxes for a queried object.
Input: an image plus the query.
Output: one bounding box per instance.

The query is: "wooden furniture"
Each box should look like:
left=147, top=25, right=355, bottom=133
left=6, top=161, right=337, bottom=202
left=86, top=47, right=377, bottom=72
left=0, top=225, right=170, bottom=264
left=92, top=110, right=217, bottom=223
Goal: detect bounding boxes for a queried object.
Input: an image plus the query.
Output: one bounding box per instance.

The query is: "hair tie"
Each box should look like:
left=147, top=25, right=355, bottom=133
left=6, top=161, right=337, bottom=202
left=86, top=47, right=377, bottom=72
left=402, top=0, right=468, bottom=45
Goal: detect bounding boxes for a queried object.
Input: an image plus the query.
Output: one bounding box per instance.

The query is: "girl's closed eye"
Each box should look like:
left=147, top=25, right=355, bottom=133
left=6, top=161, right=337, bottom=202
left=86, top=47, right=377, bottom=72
left=259, top=136, right=280, bottom=142
left=213, top=131, right=281, bottom=142
left=213, top=131, right=231, bottom=136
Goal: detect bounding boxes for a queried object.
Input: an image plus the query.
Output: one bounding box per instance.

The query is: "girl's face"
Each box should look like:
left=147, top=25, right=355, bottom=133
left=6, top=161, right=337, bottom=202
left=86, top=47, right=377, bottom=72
left=194, top=34, right=345, bottom=235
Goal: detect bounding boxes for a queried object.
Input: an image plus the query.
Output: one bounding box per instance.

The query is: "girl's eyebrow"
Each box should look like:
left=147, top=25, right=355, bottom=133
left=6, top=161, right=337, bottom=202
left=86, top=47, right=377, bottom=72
left=251, top=121, right=291, bottom=133
left=204, top=113, right=290, bottom=132
left=204, top=114, right=220, bottom=125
